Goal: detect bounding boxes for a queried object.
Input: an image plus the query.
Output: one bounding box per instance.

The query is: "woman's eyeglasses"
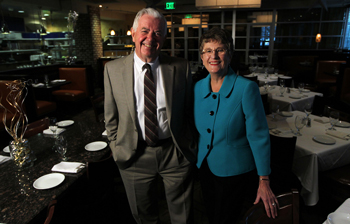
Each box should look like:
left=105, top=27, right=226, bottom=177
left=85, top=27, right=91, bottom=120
left=201, top=48, right=227, bottom=56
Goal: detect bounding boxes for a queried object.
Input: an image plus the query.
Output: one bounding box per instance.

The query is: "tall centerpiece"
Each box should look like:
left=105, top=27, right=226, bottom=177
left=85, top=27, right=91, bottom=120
left=65, top=10, right=79, bottom=65
left=0, top=80, right=36, bottom=170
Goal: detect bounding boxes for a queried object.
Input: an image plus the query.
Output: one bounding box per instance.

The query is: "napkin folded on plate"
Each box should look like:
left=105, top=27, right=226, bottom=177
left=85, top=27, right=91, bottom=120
left=51, top=162, right=86, bottom=173
left=43, top=128, right=66, bottom=135
left=326, top=130, right=350, bottom=140
left=0, top=155, right=12, bottom=164
left=270, top=127, right=292, bottom=135
left=102, top=130, right=107, bottom=136
left=314, top=117, right=330, bottom=124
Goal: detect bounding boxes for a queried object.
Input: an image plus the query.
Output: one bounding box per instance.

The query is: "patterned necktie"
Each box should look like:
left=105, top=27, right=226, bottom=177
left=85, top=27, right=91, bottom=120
left=143, top=63, right=158, bottom=146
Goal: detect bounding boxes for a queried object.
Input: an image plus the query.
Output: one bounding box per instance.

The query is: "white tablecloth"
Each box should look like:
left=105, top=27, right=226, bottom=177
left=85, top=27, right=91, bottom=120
left=266, top=111, right=350, bottom=206
left=245, top=73, right=283, bottom=86
left=261, top=86, right=323, bottom=112
left=322, top=198, right=350, bottom=223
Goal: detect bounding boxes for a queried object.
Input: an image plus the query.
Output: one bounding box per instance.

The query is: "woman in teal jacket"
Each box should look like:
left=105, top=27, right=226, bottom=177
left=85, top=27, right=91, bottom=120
left=194, top=27, right=278, bottom=223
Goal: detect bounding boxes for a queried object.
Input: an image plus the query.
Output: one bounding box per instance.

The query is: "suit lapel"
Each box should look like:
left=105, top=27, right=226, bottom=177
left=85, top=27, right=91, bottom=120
left=121, top=55, right=137, bottom=127
left=159, top=56, right=174, bottom=125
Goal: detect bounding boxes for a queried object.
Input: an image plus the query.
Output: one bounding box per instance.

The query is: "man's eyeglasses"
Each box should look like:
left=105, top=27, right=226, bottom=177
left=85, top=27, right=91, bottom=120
left=201, top=48, right=227, bottom=56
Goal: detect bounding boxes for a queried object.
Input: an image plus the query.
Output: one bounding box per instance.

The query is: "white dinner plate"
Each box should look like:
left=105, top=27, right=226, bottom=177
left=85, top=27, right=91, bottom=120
left=33, top=173, right=65, bottom=190
left=302, top=89, right=311, bottom=93
left=312, top=135, right=336, bottom=145
left=57, top=120, right=74, bottom=127
left=289, top=94, right=303, bottom=99
left=327, top=212, right=350, bottom=224
left=85, top=141, right=107, bottom=151
left=335, top=121, right=350, bottom=128
left=3, top=146, right=10, bottom=153
left=270, top=76, right=278, bottom=80
left=278, top=111, right=293, bottom=117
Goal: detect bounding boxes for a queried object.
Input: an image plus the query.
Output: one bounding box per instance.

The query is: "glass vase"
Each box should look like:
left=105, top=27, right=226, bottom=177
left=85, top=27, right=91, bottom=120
left=9, top=139, right=36, bottom=171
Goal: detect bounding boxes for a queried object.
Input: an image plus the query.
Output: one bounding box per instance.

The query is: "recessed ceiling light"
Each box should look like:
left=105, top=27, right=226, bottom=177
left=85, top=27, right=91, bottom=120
left=18, top=10, right=24, bottom=13
left=44, top=13, right=49, bottom=16
left=99, top=5, right=102, bottom=7
left=42, top=17, right=46, bottom=20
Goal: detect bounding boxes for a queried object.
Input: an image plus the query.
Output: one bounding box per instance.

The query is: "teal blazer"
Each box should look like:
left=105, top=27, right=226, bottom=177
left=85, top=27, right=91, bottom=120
left=194, top=67, right=271, bottom=177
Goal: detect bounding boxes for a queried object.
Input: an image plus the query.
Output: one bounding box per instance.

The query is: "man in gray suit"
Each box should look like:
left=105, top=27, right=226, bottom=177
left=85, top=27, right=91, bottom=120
left=104, top=7, right=197, bottom=224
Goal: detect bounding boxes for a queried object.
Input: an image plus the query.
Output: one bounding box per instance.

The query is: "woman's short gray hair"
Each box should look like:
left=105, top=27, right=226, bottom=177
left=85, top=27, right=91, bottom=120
left=132, top=8, right=167, bottom=37
left=199, top=27, right=234, bottom=57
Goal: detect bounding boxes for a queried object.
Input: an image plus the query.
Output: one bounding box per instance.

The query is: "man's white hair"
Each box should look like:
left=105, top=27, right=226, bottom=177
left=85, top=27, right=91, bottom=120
left=132, top=8, right=167, bottom=37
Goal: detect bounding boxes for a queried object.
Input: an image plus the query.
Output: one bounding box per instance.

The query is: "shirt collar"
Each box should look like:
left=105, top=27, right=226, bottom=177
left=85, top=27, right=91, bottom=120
left=200, top=67, right=237, bottom=98
left=134, top=53, right=159, bottom=73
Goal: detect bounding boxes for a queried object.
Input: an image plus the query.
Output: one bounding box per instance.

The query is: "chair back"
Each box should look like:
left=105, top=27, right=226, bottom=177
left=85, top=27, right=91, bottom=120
left=315, top=60, right=346, bottom=84
left=44, top=200, right=57, bottom=224
left=261, top=93, right=269, bottom=115
left=59, top=67, right=89, bottom=96
left=269, top=134, right=299, bottom=193
left=337, top=63, right=350, bottom=105
left=90, top=93, right=104, bottom=122
left=277, top=77, right=293, bottom=87
left=311, top=95, right=325, bottom=117
left=240, top=189, right=299, bottom=224
left=23, top=117, right=50, bottom=138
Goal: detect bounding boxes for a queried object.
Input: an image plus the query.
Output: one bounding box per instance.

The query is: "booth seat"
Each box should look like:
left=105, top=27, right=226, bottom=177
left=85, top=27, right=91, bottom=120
left=52, top=67, right=89, bottom=102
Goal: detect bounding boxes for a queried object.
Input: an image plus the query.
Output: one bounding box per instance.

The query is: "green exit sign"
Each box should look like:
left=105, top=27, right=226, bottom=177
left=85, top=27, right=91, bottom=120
left=165, top=2, right=175, bottom=10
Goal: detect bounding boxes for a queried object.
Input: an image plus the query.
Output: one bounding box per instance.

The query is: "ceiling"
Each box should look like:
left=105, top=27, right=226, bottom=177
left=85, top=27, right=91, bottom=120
left=0, top=0, right=349, bottom=22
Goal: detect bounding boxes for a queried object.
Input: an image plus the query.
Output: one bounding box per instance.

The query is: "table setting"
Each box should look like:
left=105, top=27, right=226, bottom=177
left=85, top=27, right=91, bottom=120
left=266, top=110, right=350, bottom=206
left=0, top=106, right=109, bottom=223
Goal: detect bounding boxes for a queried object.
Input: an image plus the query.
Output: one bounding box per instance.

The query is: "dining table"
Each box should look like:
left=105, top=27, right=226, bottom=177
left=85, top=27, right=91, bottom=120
left=266, top=111, right=350, bottom=206
left=322, top=198, right=350, bottom=224
left=260, top=85, right=323, bottom=112
left=0, top=109, right=109, bottom=224
left=244, top=73, right=288, bottom=86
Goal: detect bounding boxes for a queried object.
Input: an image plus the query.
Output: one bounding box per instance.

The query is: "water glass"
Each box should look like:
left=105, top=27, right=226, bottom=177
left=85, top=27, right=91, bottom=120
left=56, top=136, right=68, bottom=161
left=295, top=115, right=306, bottom=136
left=49, top=117, right=58, bottom=137
left=328, top=110, right=339, bottom=130
left=298, top=82, right=305, bottom=94
left=263, top=82, right=269, bottom=93
left=271, top=105, right=280, bottom=121
left=279, top=86, right=285, bottom=97
left=279, top=79, right=285, bottom=87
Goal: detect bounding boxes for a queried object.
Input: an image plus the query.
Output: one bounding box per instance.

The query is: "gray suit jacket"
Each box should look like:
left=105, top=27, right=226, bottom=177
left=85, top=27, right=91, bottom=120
left=104, top=53, right=197, bottom=169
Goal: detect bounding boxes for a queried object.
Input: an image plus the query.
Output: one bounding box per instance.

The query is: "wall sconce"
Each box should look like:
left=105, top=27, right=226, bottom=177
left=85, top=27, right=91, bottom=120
left=110, top=29, right=115, bottom=36
left=316, top=33, right=321, bottom=43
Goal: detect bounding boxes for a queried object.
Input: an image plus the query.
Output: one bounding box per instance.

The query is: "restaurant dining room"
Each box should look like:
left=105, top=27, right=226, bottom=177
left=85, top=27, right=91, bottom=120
left=0, top=0, right=350, bottom=223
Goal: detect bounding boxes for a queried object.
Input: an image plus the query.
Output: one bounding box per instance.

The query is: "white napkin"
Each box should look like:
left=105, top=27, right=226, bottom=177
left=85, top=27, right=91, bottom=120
left=43, top=128, right=66, bottom=135
left=102, top=130, right=107, bottom=136
left=0, top=155, right=12, bottom=164
left=32, top=83, right=44, bottom=87
left=326, top=130, right=350, bottom=140
left=271, top=127, right=292, bottom=135
left=314, top=117, right=330, bottom=124
left=51, top=162, right=86, bottom=173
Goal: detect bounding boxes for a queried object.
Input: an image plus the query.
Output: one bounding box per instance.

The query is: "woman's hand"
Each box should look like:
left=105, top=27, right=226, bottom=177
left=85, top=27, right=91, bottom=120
left=253, top=177, right=279, bottom=218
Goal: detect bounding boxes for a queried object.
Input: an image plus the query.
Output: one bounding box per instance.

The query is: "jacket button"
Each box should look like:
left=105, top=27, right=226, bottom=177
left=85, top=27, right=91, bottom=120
left=207, top=128, right=211, bottom=133
left=212, top=94, right=217, bottom=99
left=209, top=111, right=214, bottom=115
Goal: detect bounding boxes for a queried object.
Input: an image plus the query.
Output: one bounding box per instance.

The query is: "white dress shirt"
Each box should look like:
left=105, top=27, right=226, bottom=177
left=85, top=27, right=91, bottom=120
left=133, top=53, right=171, bottom=140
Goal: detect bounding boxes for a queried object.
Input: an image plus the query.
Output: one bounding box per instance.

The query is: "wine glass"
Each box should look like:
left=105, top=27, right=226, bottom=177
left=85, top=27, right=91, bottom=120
left=56, top=136, right=68, bottom=161
left=279, top=86, right=285, bottom=97
left=263, top=81, right=269, bottom=93
left=49, top=117, right=58, bottom=137
left=304, top=103, right=312, bottom=127
left=279, top=79, right=285, bottom=87
left=271, top=104, right=280, bottom=121
left=295, top=115, right=306, bottom=136
left=298, top=82, right=305, bottom=94
left=328, top=110, right=339, bottom=130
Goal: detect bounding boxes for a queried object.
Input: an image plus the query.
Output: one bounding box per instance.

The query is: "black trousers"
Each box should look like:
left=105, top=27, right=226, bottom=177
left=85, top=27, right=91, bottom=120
left=199, top=159, right=257, bottom=224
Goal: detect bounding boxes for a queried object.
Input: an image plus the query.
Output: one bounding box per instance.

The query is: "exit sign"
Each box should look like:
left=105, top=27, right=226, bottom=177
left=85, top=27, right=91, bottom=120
left=165, top=2, right=175, bottom=10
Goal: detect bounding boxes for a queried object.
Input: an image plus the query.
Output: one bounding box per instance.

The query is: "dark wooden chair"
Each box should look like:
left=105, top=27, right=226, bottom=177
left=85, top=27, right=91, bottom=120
left=269, top=134, right=300, bottom=194
left=311, top=95, right=325, bottom=117
left=52, top=67, right=90, bottom=102
left=44, top=200, right=57, bottom=224
left=23, top=117, right=49, bottom=139
left=277, top=77, right=293, bottom=87
left=239, top=189, right=299, bottom=224
left=90, top=92, right=104, bottom=123
left=261, top=93, right=270, bottom=115
left=336, top=63, right=350, bottom=105
left=244, top=75, right=259, bottom=86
